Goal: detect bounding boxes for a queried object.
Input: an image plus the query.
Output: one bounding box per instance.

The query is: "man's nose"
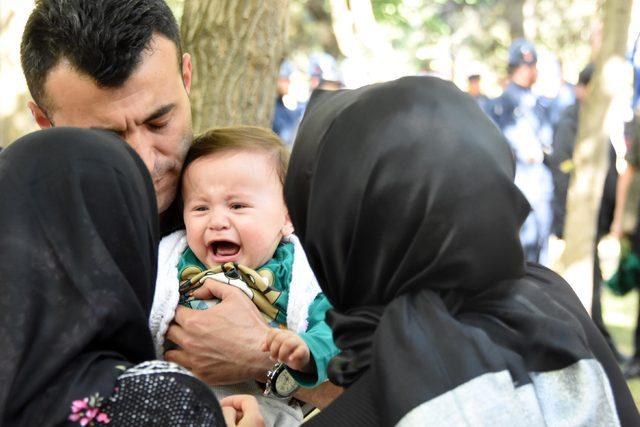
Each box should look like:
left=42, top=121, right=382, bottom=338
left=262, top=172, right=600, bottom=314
left=124, top=131, right=155, bottom=174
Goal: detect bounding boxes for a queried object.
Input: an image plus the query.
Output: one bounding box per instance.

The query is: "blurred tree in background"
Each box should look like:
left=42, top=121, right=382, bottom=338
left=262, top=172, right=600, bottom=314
left=181, top=0, right=288, bottom=132
left=2, top=0, right=638, bottom=144
left=280, top=0, right=602, bottom=92
left=559, top=0, right=633, bottom=310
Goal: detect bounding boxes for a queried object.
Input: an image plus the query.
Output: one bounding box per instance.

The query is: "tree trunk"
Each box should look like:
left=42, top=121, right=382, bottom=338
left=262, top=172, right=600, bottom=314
left=181, top=0, right=288, bottom=133
left=328, top=0, right=398, bottom=84
left=556, top=0, right=632, bottom=312
left=504, top=0, right=525, bottom=40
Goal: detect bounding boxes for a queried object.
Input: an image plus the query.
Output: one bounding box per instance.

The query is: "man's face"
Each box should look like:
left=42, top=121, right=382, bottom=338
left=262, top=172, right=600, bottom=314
left=522, top=64, right=538, bottom=87
left=276, top=78, right=290, bottom=96
left=29, top=35, right=193, bottom=213
left=575, top=84, right=587, bottom=102
left=468, top=79, right=481, bottom=96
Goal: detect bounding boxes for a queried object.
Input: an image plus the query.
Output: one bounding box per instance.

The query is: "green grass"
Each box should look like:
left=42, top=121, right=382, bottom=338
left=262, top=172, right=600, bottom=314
left=602, top=288, right=640, bottom=407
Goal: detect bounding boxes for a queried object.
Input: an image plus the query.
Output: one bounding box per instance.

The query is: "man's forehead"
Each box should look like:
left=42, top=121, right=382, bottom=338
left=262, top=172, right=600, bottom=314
left=45, top=66, right=155, bottom=128
left=44, top=37, right=181, bottom=128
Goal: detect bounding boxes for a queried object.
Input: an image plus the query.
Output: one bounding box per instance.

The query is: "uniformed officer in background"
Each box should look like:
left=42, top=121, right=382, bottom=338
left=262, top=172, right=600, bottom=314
left=489, top=39, right=554, bottom=265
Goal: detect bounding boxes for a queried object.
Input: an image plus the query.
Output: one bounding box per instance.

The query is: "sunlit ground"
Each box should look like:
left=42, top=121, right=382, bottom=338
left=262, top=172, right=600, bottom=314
left=601, top=288, right=640, bottom=408
left=548, top=236, right=640, bottom=406
left=588, top=237, right=640, bottom=407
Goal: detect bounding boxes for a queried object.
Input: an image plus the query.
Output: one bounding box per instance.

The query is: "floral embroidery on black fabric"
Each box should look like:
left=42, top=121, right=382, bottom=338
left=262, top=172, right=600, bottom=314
left=68, top=393, right=110, bottom=426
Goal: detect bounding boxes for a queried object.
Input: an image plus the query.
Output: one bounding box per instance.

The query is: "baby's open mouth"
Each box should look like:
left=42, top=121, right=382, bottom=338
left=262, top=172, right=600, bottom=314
left=211, top=241, right=240, bottom=257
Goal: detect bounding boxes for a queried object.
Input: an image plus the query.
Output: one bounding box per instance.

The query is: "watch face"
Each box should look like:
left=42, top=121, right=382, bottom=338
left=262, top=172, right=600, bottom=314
left=275, top=370, right=299, bottom=397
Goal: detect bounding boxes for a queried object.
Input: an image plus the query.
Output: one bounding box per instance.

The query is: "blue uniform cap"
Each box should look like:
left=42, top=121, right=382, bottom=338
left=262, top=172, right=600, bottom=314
left=279, top=59, right=295, bottom=79
left=508, top=39, right=537, bottom=67
left=308, top=52, right=342, bottom=83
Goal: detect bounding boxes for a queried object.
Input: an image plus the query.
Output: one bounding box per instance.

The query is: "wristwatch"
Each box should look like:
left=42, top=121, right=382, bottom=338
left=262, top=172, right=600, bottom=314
left=263, top=362, right=300, bottom=399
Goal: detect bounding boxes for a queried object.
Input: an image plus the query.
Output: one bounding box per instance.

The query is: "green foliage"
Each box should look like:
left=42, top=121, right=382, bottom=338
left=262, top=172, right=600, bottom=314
left=602, top=288, right=640, bottom=407
left=371, top=1, right=410, bottom=29
left=368, top=0, right=594, bottom=82
left=368, top=0, right=508, bottom=73
left=171, top=0, right=597, bottom=86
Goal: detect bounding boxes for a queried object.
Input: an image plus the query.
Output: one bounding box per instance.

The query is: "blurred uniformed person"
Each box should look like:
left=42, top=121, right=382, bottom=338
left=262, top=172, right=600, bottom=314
left=489, top=39, right=554, bottom=265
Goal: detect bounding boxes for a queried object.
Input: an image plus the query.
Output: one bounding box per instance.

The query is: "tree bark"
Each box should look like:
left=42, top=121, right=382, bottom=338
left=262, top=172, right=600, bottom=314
left=181, top=0, right=288, bottom=133
left=556, top=0, right=632, bottom=312
left=504, top=0, right=525, bottom=40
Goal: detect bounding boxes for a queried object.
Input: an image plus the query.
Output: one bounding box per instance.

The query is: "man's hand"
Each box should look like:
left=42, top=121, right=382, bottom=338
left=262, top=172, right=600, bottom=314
left=164, top=279, right=272, bottom=385
left=220, top=395, right=265, bottom=427
left=262, top=328, right=312, bottom=372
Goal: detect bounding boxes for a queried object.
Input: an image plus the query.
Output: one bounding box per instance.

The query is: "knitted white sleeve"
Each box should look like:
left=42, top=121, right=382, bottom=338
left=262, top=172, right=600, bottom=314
left=149, top=230, right=188, bottom=359
left=283, top=234, right=322, bottom=333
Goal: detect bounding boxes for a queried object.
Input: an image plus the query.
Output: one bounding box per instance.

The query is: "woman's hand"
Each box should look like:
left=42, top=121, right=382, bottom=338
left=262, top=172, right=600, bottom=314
left=220, top=395, right=265, bottom=427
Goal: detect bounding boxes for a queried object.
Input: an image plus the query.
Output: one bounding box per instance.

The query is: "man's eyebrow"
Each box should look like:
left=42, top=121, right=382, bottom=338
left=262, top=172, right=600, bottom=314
left=87, top=104, right=176, bottom=134
left=143, top=103, right=175, bottom=123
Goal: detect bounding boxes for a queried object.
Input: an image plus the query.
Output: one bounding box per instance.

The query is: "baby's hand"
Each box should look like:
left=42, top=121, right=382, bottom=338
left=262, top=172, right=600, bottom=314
left=262, top=328, right=312, bottom=372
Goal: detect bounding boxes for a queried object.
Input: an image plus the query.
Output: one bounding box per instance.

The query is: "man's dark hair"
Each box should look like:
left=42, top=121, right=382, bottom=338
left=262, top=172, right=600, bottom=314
left=578, top=63, right=595, bottom=87
left=21, top=0, right=182, bottom=111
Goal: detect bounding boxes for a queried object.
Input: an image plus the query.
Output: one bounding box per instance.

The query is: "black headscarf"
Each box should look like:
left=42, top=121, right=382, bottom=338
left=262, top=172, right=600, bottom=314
left=286, top=76, right=638, bottom=426
left=0, top=128, right=158, bottom=425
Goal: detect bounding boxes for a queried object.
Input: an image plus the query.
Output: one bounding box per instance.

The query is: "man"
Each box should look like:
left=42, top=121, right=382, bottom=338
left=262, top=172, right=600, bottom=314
left=272, top=59, right=304, bottom=148
left=610, top=109, right=640, bottom=377
left=308, top=52, right=343, bottom=92
left=20, top=0, right=337, bottom=408
left=466, top=73, right=489, bottom=111
left=488, top=39, right=554, bottom=265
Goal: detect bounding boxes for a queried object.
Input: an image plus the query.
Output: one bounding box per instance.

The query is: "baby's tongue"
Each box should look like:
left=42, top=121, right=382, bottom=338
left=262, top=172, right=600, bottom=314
left=215, top=242, right=240, bottom=256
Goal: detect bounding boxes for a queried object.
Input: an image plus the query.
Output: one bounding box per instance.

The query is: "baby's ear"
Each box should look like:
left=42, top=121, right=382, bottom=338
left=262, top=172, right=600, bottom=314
left=282, top=211, right=294, bottom=236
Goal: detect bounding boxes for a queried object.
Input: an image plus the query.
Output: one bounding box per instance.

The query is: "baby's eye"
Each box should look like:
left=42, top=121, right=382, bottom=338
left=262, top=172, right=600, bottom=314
left=193, top=206, right=208, bottom=212
left=230, top=203, right=246, bottom=210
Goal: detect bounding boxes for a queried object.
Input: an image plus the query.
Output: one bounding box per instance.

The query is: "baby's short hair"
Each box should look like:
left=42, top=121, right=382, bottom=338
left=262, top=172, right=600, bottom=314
left=184, top=126, right=290, bottom=185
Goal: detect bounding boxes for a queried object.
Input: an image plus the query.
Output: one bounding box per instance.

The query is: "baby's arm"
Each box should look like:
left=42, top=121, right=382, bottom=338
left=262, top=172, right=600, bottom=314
left=262, top=328, right=314, bottom=373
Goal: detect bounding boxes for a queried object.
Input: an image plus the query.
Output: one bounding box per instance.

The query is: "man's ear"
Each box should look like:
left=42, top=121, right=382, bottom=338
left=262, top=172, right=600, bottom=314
left=282, top=212, right=294, bottom=237
left=182, top=53, right=192, bottom=95
left=27, top=101, right=53, bottom=129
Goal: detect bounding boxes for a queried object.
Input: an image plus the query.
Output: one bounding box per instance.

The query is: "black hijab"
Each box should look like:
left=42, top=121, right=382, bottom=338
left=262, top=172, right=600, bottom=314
left=0, top=128, right=158, bottom=425
left=286, top=76, right=638, bottom=426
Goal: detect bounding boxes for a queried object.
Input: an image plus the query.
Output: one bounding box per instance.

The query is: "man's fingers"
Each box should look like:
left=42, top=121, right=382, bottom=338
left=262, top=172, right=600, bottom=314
left=190, top=278, right=223, bottom=300
left=164, top=349, right=191, bottom=370
left=192, top=278, right=240, bottom=300
left=165, top=318, right=189, bottom=345
left=172, top=306, right=195, bottom=328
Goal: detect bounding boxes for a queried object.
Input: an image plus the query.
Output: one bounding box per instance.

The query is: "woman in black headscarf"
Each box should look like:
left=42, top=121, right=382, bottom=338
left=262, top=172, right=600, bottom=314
left=285, top=76, right=639, bottom=426
left=0, top=128, right=229, bottom=426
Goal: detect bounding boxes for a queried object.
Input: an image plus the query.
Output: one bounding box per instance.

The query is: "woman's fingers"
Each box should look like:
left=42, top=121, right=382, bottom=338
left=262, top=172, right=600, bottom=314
left=220, top=395, right=265, bottom=427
